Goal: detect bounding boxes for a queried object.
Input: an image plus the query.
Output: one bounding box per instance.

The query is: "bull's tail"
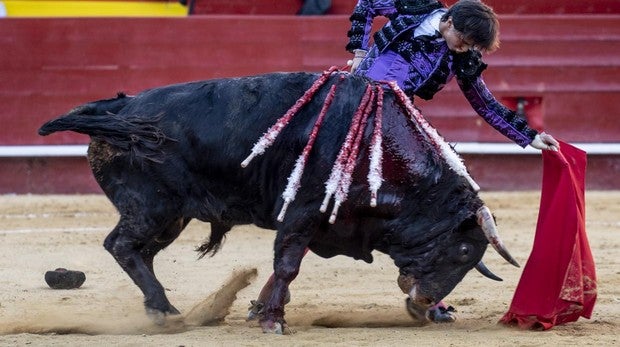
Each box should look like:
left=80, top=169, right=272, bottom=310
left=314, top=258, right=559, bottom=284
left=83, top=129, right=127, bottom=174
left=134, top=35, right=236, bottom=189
left=38, top=93, right=173, bottom=163
left=38, top=93, right=133, bottom=136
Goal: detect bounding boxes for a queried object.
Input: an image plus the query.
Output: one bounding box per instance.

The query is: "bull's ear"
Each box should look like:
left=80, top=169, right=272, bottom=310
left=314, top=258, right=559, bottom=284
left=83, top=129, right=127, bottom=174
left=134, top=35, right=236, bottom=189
left=457, top=215, right=479, bottom=232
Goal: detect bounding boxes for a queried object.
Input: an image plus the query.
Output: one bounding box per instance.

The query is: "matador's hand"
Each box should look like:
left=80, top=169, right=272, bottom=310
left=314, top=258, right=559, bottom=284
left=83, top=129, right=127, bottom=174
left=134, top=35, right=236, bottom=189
left=530, top=132, right=560, bottom=151
left=347, top=49, right=367, bottom=74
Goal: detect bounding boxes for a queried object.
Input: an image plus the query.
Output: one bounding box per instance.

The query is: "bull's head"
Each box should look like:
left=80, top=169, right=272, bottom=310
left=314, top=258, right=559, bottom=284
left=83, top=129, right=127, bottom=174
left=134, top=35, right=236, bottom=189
left=393, top=205, right=518, bottom=321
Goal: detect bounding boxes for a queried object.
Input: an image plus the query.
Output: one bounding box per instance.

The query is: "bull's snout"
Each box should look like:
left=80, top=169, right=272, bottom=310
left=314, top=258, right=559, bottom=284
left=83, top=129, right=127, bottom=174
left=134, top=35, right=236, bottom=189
left=399, top=274, right=434, bottom=324
left=397, top=274, right=433, bottom=306
left=397, top=273, right=415, bottom=294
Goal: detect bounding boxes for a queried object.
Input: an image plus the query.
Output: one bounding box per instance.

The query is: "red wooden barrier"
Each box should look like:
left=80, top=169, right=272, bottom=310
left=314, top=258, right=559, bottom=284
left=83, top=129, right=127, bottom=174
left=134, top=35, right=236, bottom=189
left=0, top=14, right=618, bottom=192
left=2, top=15, right=618, bottom=145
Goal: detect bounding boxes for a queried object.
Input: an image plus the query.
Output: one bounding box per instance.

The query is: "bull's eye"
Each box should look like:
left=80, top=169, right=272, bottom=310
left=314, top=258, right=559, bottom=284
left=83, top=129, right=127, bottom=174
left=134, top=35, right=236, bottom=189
left=457, top=243, right=474, bottom=263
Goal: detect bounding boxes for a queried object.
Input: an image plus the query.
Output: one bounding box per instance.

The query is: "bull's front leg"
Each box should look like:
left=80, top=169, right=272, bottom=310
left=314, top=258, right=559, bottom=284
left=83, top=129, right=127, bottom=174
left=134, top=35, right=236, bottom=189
left=248, top=247, right=310, bottom=321
left=260, top=231, right=311, bottom=334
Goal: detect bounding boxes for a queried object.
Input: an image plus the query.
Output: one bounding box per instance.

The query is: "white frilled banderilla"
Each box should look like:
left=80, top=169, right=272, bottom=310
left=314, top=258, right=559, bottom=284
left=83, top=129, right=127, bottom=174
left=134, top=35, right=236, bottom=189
left=240, top=67, right=479, bottom=224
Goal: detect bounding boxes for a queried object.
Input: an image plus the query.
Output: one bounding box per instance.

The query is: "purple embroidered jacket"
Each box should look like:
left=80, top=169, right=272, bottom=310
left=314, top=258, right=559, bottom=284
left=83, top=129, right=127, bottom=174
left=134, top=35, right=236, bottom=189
left=346, top=0, right=538, bottom=147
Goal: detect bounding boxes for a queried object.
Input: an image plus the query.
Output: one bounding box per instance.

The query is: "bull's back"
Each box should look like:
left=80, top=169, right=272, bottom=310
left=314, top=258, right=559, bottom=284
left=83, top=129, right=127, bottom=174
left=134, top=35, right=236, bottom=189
left=87, top=71, right=445, bottom=227
left=91, top=72, right=347, bottom=223
left=125, top=73, right=317, bottom=163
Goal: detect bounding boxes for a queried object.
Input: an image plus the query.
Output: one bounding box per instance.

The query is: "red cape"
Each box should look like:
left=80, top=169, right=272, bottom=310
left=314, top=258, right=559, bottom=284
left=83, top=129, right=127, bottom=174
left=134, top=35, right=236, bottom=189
left=499, top=141, right=597, bottom=330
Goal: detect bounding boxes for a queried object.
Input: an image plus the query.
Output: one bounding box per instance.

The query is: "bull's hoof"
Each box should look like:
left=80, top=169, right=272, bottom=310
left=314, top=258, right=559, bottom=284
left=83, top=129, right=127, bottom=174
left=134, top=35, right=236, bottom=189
left=405, top=298, right=430, bottom=325
left=427, top=305, right=457, bottom=323
left=247, top=300, right=264, bottom=321
left=168, top=304, right=181, bottom=315
left=146, top=308, right=167, bottom=326
left=248, top=288, right=291, bottom=321
left=44, top=268, right=86, bottom=289
left=146, top=305, right=181, bottom=326
left=260, top=320, right=293, bottom=335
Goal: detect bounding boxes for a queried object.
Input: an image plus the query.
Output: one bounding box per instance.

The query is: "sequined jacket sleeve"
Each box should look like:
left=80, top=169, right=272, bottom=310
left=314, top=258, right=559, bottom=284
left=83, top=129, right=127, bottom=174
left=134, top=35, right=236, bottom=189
left=457, top=76, right=538, bottom=147
left=346, top=0, right=397, bottom=52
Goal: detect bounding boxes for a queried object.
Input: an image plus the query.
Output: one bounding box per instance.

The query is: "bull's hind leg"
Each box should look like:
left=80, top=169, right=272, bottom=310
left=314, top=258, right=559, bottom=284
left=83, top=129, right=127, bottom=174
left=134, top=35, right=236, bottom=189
left=104, top=214, right=188, bottom=324
left=141, top=217, right=192, bottom=274
left=138, top=217, right=192, bottom=315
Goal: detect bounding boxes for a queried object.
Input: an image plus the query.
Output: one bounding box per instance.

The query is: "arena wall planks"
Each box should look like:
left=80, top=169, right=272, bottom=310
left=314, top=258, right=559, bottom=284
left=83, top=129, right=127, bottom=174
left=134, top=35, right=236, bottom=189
left=0, top=14, right=618, bottom=191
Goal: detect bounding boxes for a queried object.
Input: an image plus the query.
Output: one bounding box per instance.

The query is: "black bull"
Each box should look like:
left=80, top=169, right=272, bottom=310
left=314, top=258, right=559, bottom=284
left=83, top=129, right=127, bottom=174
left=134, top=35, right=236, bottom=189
left=38, top=71, right=518, bottom=333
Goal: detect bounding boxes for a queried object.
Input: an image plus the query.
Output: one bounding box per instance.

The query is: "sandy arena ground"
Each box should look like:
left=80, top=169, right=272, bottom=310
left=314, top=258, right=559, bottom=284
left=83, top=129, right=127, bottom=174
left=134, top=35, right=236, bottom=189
left=0, top=191, right=617, bottom=346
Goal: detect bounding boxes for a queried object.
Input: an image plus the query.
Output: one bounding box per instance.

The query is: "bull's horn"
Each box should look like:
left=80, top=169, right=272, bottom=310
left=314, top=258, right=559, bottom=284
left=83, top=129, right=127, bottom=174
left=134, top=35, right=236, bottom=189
left=476, top=206, right=520, bottom=268
left=475, top=261, right=503, bottom=281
